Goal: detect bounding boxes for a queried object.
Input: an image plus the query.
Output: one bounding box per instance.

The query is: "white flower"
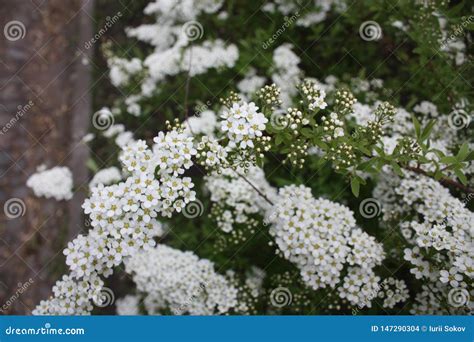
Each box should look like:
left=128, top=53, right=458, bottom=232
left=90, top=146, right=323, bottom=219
left=220, top=102, right=268, bottom=149
left=27, top=166, right=74, bottom=201
left=124, top=245, right=238, bottom=315
left=116, top=295, right=141, bottom=315
left=89, top=167, right=122, bottom=188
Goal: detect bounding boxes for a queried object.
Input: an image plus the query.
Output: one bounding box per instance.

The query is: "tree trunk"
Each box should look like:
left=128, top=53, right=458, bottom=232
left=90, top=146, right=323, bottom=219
left=0, top=0, right=93, bottom=314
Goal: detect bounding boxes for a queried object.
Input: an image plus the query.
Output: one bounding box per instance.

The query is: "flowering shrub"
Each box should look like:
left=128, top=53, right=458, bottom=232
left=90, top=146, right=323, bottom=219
left=32, top=0, right=472, bottom=315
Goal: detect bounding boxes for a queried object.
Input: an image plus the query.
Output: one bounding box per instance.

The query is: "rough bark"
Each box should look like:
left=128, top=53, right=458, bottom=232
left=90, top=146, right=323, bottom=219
left=0, top=0, right=93, bottom=314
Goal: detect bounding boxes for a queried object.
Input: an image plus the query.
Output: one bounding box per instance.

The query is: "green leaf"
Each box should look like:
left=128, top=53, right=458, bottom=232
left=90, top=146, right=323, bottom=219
left=316, top=157, right=326, bottom=168
left=412, top=114, right=421, bottom=139
left=456, top=142, right=469, bottom=161
left=391, top=162, right=404, bottom=177
left=373, top=146, right=385, bottom=157
left=357, top=158, right=377, bottom=171
left=420, top=119, right=436, bottom=141
left=301, top=128, right=313, bottom=138
left=86, top=159, right=99, bottom=173
left=351, top=177, right=360, bottom=197
left=358, top=145, right=372, bottom=156
left=454, top=169, right=468, bottom=185
left=314, top=140, right=328, bottom=150
left=431, top=149, right=447, bottom=158
left=275, top=134, right=283, bottom=146
left=466, top=151, right=474, bottom=162
left=440, top=156, right=457, bottom=164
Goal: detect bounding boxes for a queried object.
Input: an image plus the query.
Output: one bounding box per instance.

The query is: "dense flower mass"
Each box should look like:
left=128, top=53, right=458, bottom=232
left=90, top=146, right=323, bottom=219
left=205, top=166, right=276, bottom=235
left=26, top=166, right=74, bottom=201
left=33, top=274, right=104, bottom=315
left=105, top=0, right=238, bottom=117
left=116, top=295, right=141, bottom=316
left=89, top=167, right=122, bottom=188
left=124, top=245, right=238, bottom=315
left=267, top=185, right=385, bottom=307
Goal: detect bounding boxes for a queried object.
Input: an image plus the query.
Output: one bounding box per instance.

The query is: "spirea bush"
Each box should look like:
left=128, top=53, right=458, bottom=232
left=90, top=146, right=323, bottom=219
left=32, top=0, right=473, bottom=315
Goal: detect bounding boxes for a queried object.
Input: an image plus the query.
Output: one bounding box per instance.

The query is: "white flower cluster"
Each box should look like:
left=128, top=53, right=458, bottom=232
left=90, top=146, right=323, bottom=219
left=144, top=40, right=238, bottom=85
left=272, top=44, right=301, bottom=106
left=305, top=85, right=328, bottom=112
left=220, top=102, right=268, bottom=149
left=396, top=175, right=473, bottom=286
left=102, top=123, right=135, bottom=148
left=205, top=166, right=277, bottom=233
left=182, top=110, right=217, bottom=137
left=237, top=69, right=266, bottom=99
left=374, top=168, right=472, bottom=314
left=225, top=266, right=266, bottom=314
left=413, top=100, right=439, bottom=117
left=152, top=129, right=197, bottom=177
left=33, top=274, right=103, bottom=315
left=34, top=128, right=198, bottom=314
left=27, top=166, right=74, bottom=201
left=338, top=267, right=381, bottom=308
left=89, top=166, right=122, bottom=188
left=297, top=1, right=332, bottom=27
left=143, top=0, right=223, bottom=21
left=438, top=16, right=467, bottom=66
left=110, top=0, right=238, bottom=116
left=321, top=112, right=345, bottom=141
left=411, top=281, right=473, bottom=314
left=372, top=167, right=410, bottom=221
left=376, top=278, right=410, bottom=309
left=196, top=136, right=229, bottom=170
left=350, top=102, right=373, bottom=126
left=108, top=57, right=142, bottom=87
left=267, top=185, right=385, bottom=306
left=263, top=0, right=344, bottom=27
left=347, top=97, right=459, bottom=172
left=68, top=179, right=164, bottom=278
left=340, top=271, right=409, bottom=310
left=184, top=40, right=238, bottom=77
left=124, top=245, right=238, bottom=315
left=116, top=295, right=141, bottom=315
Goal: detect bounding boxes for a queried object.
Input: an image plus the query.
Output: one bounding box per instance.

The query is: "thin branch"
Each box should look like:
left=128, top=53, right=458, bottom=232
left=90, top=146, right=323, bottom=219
left=404, top=166, right=473, bottom=193
left=232, top=169, right=274, bottom=206
left=183, top=47, right=194, bottom=135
